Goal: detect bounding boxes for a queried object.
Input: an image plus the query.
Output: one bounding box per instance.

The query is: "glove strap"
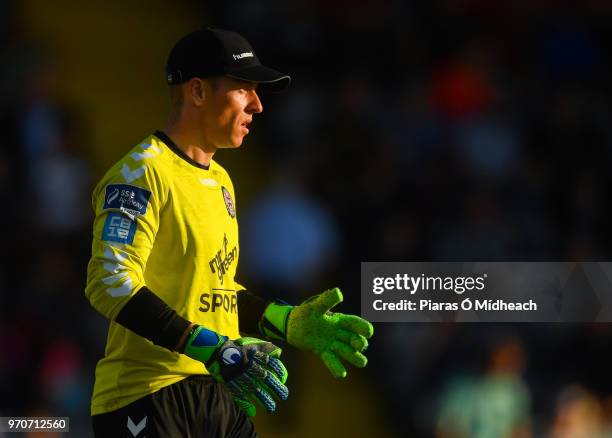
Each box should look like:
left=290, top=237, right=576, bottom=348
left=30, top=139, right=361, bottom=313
left=259, top=301, right=294, bottom=341
left=182, top=325, right=228, bottom=364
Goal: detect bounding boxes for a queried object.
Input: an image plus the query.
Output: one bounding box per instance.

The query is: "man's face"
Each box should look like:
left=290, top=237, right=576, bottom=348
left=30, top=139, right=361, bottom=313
left=201, top=76, right=263, bottom=149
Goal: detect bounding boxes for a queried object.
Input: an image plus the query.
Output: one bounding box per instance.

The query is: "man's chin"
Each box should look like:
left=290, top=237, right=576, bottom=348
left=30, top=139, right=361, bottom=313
left=228, top=136, right=245, bottom=148
left=216, top=139, right=243, bottom=149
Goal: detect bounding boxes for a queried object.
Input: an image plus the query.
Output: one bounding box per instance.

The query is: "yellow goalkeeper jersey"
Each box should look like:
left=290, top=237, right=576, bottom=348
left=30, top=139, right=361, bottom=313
left=86, top=132, right=243, bottom=415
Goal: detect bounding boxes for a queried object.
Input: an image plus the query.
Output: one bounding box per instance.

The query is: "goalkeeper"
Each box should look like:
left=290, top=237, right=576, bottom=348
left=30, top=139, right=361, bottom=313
left=86, top=27, right=373, bottom=437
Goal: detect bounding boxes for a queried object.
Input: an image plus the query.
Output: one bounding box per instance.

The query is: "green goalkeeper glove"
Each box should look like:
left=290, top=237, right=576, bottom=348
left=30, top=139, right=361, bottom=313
left=259, top=288, right=374, bottom=378
left=182, top=326, right=289, bottom=417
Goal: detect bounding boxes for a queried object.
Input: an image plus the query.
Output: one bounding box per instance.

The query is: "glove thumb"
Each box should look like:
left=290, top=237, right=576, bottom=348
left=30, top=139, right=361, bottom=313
left=307, top=288, right=343, bottom=314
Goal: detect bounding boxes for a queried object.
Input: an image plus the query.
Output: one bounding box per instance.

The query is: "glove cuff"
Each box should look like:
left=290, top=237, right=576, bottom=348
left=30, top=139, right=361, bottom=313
left=182, top=325, right=228, bottom=364
left=259, top=301, right=294, bottom=341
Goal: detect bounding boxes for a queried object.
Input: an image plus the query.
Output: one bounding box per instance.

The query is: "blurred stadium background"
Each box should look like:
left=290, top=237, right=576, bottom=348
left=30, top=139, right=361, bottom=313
left=2, top=0, right=612, bottom=436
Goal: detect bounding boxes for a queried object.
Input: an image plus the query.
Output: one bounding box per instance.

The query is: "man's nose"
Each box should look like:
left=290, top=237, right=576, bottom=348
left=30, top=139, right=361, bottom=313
left=247, top=90, right=263, bottom=114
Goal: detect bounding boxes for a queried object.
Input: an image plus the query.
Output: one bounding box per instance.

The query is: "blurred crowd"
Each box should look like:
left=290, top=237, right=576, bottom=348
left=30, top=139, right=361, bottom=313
left=2, top=0, right=612, bottom=436
left=0, top=4, right=100, bottom=436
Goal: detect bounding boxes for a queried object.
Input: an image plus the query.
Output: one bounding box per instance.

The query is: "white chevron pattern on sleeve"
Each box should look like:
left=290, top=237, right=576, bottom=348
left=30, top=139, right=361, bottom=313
left=104, top=247, right=127, bottom=263
left=130, top=142, right=162, bottom=161
left=121, top=164, right=147, bottom=183
left=131, top=151, right=156, bottom=161
left=102, top=272, right=129, bottom=285
left=142, top=143, right=161, bottom=154
left=102, top=246, right=132, bottom=297
left=107, top=276, right=134, bottom=297
left=103, top=262, right=128, bottom=274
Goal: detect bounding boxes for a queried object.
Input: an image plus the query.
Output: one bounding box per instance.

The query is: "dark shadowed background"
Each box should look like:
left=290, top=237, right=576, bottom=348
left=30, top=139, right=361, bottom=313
left=2, top=1, right=612, bottom=436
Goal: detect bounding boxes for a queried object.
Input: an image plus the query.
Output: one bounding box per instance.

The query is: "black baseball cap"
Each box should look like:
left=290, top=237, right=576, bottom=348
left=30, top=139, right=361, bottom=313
left=166, top=27, right=290, bottom=92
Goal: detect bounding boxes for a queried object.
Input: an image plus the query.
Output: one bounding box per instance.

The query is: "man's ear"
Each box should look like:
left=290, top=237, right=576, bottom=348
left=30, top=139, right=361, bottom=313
left=195, top=82, right=204, bottom=99
left=189, top=78, right=205, bottom=105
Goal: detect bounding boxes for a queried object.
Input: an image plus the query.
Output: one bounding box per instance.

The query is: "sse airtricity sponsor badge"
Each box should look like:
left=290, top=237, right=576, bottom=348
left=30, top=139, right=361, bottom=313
left=103, top=184, right=152, bottom=219
left=221, top=186, right=236, bottom=218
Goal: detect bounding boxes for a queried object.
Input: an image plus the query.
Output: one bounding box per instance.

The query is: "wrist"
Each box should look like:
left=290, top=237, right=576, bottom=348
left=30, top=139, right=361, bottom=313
left=259, top=301, right=294, bottom=341
left=175, top=322, right=197, bottom=352
left=182, top=325, right=228, bottom=364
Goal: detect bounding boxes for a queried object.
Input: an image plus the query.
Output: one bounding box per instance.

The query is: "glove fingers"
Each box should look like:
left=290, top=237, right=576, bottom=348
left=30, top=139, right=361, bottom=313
left=242, top=369, right=286, bottom=413
left=351, top=334, right=368, bottom=352
left=267, top=357, right=288, bottom=384
left=263, top=372, right=290, bottom=401
left=232, top=374, right=258, bottom=393
left=246, top=365, right=290, bottom=401
left=336, top=313, right=374, bottom=338
left=309, top=288, right=343, bottom=314
left=321, top=350, right=347, bottom=378
left=251, top=352, right=288, bottom=384
left=335, top=329, right=369, bottom=352
left=233, top=396, right=257, bottom=417
left=227, top=381, right=257, bottom=417
left=252, top=385, right=277, bottom=414
left=331, top=340, right=368, bottom=368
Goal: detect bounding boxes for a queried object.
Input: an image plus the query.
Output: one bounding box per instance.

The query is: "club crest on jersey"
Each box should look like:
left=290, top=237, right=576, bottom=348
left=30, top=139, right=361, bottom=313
left=221, top=186, right=236, bottom=218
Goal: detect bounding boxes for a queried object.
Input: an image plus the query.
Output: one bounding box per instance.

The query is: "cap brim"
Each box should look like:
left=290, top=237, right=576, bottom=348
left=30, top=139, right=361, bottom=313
left=226, top=65, right=291, bottom=92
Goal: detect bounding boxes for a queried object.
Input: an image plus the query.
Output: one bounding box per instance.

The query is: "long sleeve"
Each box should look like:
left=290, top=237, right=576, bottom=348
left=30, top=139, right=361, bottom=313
left=85, top=145, right=167, bottom=321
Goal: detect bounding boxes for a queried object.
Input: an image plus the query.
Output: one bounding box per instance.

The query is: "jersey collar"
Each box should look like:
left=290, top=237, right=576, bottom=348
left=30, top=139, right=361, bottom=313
left=153, top=130, right=211, bottom=171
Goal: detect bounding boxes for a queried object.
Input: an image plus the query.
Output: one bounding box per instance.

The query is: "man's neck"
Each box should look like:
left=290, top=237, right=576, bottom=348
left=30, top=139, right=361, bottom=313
left=162, top=121, right=216, bottom=167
